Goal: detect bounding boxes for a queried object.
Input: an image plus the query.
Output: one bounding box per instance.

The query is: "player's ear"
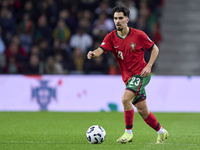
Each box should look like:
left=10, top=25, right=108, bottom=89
left=126, top=17, right=129, bottom=23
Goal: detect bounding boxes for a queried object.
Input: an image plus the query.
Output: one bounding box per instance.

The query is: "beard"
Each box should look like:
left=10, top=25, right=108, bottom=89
left=117, top=27, right=123, bottom=31
left=116, top=26, right=123, bottom=31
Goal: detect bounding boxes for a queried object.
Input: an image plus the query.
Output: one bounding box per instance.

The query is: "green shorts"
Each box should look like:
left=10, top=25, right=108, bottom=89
left=126, top=74, right=151, bottom=105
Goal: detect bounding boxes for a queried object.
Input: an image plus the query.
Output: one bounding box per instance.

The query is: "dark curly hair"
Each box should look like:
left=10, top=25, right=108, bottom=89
left=111, top=6, right=130, bottom=18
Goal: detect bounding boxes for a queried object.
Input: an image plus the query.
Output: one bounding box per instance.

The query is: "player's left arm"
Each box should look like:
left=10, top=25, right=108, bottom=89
left=140, top=44, right=159, bottom=77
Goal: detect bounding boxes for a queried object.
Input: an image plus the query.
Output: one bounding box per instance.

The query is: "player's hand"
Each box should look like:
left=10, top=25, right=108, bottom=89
left=140, top=65, right=151, bottom=77
left=87, top=51, right=95, bottom=59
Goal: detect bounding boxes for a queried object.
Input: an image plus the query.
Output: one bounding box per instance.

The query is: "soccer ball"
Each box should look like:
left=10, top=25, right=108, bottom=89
left=86, top=125, right=106, bottom=144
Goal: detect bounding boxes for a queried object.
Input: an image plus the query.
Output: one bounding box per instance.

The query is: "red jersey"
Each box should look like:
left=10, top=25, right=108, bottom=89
left=100, top=27, right=154, bottom=84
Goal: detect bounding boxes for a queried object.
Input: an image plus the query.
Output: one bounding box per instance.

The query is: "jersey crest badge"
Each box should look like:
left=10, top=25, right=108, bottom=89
left=32, top=80, right=56, bottom=110
left=130, top=42, right=136, bottom=51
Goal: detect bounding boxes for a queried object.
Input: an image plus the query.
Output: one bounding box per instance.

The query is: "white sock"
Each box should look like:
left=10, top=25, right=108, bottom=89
left=125, top=129, right=132, bottom=135
left=157, top=127, right=164, bottom=134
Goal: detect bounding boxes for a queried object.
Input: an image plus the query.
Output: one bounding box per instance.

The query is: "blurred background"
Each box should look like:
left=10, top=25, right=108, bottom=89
left=0, top=0, right=199, bottom=75
left=0, top=0, right=165, bottom=75
left=0, top=0, right=200, bottom=112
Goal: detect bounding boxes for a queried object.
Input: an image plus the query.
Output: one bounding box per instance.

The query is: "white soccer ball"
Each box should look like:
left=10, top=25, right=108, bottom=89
left=86, top=125, right=106, bottom=144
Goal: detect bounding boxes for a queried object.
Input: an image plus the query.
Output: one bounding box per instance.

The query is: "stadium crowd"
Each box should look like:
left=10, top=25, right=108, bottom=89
left=0, top=0, right=164, bottom=75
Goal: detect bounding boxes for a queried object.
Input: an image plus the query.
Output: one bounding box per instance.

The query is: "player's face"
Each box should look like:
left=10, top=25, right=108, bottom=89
left=113, top=12, right=129, bottom=31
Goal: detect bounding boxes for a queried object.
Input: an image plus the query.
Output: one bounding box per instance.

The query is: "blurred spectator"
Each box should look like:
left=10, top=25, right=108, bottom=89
left=18, top=0, right=36, bottom=22
left=77, top=10, right=93, bottom=33
left=3, top=56, right=23, bottom=74
left=116, top=0, right=138, bottom=26
left=35, top=0, right=57, bottom=27
left=69, top=2, right=79, bottom=21
left=37, top=38, right=49, bottom=62
left=69, top=27, right=93, bottom=54
left=0, top=0, right=21, bottom=14
left=59, top=2, right=79, bottom=34
left=17, top=13, right=35, bottom=52
left=0, top=0, right=9, bottom=9
left=45, top=55, right=64, bottom=74
left=11, top=35, right=27, bottom=56
left=7, top=0, right=21, bottom=23
left=82, top=10, right=93, bottom=23
left=92, top=12, right=114, bottom=37
left=78, top=18, right=91, bottom=34
left=50, top=39, right=75, bottom=73
left=33, top=14, right=52, bottom=45
left=48, top=38, right=73, bottom=69
left=94, top=1, right=112, bottom=18
left=49, top=38, right=69, bottom=58
left=54, top=52, right=74, bottom=74
left=24, top=54, right=40, bottom=74
left=71, top=47, right=85, bottom=74
left=52, top=19, right=71, bottom=43
left=58, top=9, right=76, bottom=34
left=60, top=38, right=72, bottom=56
left=0, top=8, right=16, bottom=46
left=46, top=0, right=57, bottom=27
left=5, top=42, right=25, bottom=65
left=58, top=9, right=70, bottom=21
left=8, top=0, right=21, bottom=11
left=26, top=44, right=40, bottom=62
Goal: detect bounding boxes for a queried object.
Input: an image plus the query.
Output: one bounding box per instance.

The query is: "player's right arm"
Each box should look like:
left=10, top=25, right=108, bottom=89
left=87, top=47, right=104, bottom=59
left=88, top=32, right=112, bottom=59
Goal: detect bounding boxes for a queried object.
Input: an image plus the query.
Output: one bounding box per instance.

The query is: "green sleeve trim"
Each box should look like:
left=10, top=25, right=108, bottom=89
left=99, top=46, right=106, bottom=52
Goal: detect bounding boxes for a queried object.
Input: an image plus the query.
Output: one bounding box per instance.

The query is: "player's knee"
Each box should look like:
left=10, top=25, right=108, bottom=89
left=122, top=96, right=131, bottom=106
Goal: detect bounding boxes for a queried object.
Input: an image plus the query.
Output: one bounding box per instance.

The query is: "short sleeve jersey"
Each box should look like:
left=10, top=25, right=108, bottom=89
left=100, top=27, right=154, bottom=84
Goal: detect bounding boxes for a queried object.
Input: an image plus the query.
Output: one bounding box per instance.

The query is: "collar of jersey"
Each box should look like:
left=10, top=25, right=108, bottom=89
left=116, top=27, right=131, bottom=39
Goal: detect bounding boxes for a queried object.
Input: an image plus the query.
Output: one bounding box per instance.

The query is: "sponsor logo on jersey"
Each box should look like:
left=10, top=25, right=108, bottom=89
left=130, top=42, right=136, bottom=51
left=101, top=42, right=105, bottom=45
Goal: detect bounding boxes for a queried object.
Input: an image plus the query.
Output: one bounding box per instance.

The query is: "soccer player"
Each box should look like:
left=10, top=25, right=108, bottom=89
left=87, top=6, right=168, bottom=144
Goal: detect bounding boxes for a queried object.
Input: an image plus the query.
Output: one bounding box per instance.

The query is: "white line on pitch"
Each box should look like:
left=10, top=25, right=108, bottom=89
left=0, top=141, right=199, bottom=146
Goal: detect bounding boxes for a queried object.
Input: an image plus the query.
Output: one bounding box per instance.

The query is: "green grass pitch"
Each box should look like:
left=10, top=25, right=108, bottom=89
left=0, top=112, right=199, bottom=150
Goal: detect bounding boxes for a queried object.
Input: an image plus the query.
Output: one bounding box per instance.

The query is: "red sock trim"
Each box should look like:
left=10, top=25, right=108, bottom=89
left=144, top=112, right=161, bottom=131
left=124, top=109, right=134, bottom=129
